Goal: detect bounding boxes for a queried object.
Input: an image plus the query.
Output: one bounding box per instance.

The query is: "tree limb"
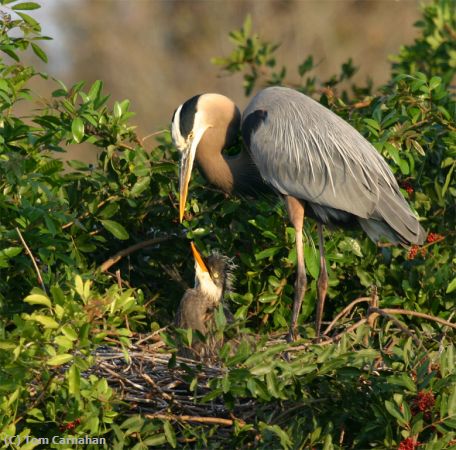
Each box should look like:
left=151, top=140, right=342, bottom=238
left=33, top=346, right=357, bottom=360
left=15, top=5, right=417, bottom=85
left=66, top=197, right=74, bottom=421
left=99, top=236, right=173, bottom=272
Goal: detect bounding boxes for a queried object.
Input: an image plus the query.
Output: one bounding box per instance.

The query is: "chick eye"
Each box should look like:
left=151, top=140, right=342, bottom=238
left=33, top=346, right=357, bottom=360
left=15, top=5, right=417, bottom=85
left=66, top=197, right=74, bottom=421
left=187, top=131, right=194, bottom=141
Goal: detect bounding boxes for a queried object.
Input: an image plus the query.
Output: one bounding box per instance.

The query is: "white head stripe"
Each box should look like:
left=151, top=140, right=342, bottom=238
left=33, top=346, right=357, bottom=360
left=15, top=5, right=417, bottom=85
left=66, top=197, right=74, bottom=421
left=171, top=104, right=186, bottom=151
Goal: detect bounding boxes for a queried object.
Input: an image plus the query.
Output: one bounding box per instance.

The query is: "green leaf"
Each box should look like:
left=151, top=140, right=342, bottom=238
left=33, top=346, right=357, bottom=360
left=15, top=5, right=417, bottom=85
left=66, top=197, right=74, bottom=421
left=68, top=365, right=80, bottom=397
left=16, top=11, right=39, bottom=27
left=141, top=435, right=167, bottom=447
left=429, top=76, right=441, bottom=90
left=0, top=247, right=22, bottom=258
left=447, top=277, right=456, bottom=294
left=304, top=245, right=319, bottom=279
left=113, top=101, right=122, bottom=118
left=364, top=118, right=381, bottom=131
left=447, top=385, right=456, bottom=416
left=255, top=246, right=280, bottom=260
left=24, top=293, right=52, bottom=308
left=71, top=117, right=84, bottom=143
left=384, top=400, right=407, bottom=426
left=31, top=42, right=47, bottom=63
left=298, top=55, right=313, bottom=76
left=163, top=421, right=177, bottom=448
left=12, top=2, right=40, bottom=10
left=88, top=80, right=103, bottom=101
left=47, top=354, right=73, bottom=366
left=130, top=176, right=150, bottom=198
left=30, top=314, right=59, bottom=329
left=442, top=162, right=455, bottom=198
left=100, top=220, right=129, bottom=240
left=98, top=202, right=120, bottom=219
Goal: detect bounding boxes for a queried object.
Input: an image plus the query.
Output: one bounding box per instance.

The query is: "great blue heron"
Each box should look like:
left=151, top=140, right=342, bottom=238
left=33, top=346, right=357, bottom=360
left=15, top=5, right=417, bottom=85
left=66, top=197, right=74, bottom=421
left=171, top=86, right=426, bottom=340
left=175, top=242, right=233, bottom=359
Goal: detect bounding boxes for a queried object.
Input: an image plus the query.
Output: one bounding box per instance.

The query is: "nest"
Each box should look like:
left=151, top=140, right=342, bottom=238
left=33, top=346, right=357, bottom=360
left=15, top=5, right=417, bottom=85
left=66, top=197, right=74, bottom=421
left=90, top=333, right=255, bottom=428
left=89, top=296, right=456, bottom=431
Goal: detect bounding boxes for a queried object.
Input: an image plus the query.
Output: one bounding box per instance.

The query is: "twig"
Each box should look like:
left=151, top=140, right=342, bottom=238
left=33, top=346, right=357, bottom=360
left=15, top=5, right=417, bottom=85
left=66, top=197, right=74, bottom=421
left=62, top=195, right=119, bottom=230
left=367, top=286, right=379, bottom=329
left=323, top=297, right=371, bottom=336
left=144, top=413, right=243, bottom=427
left=376, top=308, right=456, bottom=330
left=329, top=318, right=368, bottom=344
left=140, top=129, right=168, bottom=145
left=368, top=307, right=421, bottom=346
left=288, top=318, right=368, bottom=352
left=15, top=227, right=47, bottom=294
left=135, top=327, right=168, bottom=346
left=115, top=269, right=122, bottom=289
left=99, top=236, right=173, bottom=272
left=365, top=286, right=379, bottom=346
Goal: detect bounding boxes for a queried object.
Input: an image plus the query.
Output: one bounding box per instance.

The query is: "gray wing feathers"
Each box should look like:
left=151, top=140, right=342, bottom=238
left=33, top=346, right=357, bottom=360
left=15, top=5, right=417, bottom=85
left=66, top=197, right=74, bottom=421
left=243, top=86, right=425, bottom=244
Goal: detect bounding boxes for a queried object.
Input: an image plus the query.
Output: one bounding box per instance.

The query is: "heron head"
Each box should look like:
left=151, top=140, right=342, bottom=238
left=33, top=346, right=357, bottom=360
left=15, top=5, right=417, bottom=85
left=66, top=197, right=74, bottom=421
left=190, top=242, right=235, bottom=303
left=171, top=94, right=240, bottom=222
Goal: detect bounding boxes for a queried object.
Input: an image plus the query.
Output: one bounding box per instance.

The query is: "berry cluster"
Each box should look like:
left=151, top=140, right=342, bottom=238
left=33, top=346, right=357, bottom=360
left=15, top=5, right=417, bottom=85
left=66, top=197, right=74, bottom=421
left=407, top=245, right=419, bottom=260
left=398, top=437, right=421, bottom=450
left=59, top=418, right=81, bottom=432
left=426, top=232, right=444, bottom=243
left=407, top=232, right=444, bottom=260
left=412, top=390, right=435, bottom=415
left=401, top=181, right=414, bottom=195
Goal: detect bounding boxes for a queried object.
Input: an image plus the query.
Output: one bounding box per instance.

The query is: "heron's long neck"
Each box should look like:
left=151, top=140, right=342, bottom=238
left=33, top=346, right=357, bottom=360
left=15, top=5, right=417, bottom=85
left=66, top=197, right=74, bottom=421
left=196, top=145, right=254, bottom=194
left=195, top=126, right=265, bottom=195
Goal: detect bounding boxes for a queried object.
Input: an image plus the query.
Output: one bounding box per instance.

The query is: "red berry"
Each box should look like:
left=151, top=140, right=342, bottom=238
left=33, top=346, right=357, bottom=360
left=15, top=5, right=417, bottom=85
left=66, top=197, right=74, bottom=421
left=427, top=232, right=444, bottom=243
left=401, top=181, right=414, bottom=195
left=398, top=437, right=421, bottom=450
left=413, top=390, right=435, bottom=412
left=407, top=245, right=419, bottom=260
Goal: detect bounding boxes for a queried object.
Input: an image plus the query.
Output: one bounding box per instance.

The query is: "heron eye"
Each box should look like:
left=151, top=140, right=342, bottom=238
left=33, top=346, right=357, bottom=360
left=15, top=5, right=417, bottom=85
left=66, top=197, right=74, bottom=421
left=187, top=131, right=194, bottom=141
left=213, top=272, right=219, bottom=279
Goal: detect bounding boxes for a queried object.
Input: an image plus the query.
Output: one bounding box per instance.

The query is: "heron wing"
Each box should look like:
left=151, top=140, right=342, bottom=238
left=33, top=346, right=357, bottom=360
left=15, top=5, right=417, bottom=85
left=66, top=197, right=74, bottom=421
left=242, top=86, right=424, bottom=243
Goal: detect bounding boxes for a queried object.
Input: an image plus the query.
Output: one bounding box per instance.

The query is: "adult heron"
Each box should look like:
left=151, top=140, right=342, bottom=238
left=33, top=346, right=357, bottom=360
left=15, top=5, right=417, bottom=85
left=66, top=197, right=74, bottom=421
left=171, top=86, right=425, bottom=340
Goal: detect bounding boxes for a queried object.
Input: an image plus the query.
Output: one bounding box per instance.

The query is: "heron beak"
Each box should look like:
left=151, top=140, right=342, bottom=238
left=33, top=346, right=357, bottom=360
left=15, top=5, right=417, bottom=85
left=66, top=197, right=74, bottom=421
left=190, top=241, right=209, bottom=272
left=178, top=125, right=211, bottom=222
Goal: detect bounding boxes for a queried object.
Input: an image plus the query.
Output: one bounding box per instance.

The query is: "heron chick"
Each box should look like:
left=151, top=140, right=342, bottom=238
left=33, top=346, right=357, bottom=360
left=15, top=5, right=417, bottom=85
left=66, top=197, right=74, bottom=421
left=175, top=242, right=234, bottom=360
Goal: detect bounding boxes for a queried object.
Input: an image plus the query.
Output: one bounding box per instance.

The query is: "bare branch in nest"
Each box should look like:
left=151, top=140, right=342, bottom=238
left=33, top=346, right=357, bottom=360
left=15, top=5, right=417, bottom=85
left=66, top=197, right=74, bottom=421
left=15, top=227, right=47, bottom=295
left=99, top=236, right=173, bottom=273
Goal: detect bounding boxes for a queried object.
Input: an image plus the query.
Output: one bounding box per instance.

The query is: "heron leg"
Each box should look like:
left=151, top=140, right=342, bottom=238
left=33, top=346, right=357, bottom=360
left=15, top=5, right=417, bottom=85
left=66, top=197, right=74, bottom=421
left=285, top=196, right=307, bottom=341
left=315, top=223, right=328, bottom=339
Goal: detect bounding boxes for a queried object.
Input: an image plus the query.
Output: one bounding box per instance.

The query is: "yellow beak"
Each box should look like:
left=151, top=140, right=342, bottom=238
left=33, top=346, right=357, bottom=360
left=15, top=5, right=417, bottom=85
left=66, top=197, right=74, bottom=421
left=178, top=125, right=211, bottom=223
left=190, top=241, right=209, bottom=273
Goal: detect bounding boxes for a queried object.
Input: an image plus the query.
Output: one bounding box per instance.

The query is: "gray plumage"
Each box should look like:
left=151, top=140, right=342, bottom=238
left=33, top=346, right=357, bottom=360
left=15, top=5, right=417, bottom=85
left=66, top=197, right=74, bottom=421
left=242, top=87, right=425, bottom=245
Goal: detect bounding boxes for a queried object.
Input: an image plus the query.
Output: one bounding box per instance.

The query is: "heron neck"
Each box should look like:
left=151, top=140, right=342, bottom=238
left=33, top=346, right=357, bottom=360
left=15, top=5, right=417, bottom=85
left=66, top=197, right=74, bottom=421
left=196, top=135, right=265, bottom=195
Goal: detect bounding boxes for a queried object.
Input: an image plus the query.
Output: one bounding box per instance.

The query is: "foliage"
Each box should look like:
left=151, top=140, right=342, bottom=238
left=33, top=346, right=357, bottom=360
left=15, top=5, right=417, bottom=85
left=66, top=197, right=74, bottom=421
left=0, top=0, right=455, bottom=448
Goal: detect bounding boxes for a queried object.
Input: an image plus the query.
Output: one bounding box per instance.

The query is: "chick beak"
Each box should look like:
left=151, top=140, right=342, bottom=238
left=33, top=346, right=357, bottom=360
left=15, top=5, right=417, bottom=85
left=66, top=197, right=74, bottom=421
left=190, top=241, right=209, bottom=273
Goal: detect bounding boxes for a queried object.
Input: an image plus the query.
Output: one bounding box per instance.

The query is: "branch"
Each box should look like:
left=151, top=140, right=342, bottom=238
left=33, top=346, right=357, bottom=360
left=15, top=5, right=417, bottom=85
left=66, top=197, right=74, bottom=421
left=144, top=413, right=244, bottom=427
left=374, top=308, right=456, bottom=330
left=99, top=236, right=173, bottom=272
left=368, top=307, right=421, bottom=346
left=323, top=297, right=371, bottom=336
left=15, top=227, right=47, bottom=294
left=62, top=195, right=119, bottom=230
